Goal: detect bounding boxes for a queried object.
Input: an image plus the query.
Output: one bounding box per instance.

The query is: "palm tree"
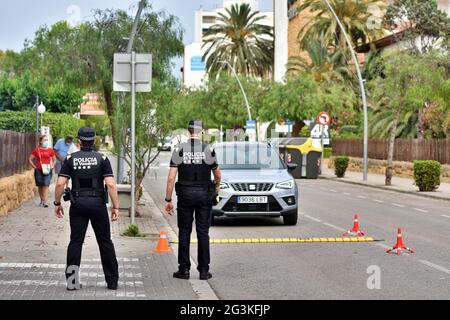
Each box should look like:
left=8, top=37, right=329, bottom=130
left=296, top=0, right=385, bottom=52
left=286, top=39, right=352, bottom=84
left=202, top=3, right=274, bottom=77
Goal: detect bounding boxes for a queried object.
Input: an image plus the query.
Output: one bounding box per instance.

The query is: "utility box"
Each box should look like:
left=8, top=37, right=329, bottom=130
left=116, top=184, right=132, bottom=210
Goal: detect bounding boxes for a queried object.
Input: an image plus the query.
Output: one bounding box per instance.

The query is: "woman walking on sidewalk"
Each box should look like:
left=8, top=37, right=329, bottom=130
left=28, top=135, right=56, bottom=207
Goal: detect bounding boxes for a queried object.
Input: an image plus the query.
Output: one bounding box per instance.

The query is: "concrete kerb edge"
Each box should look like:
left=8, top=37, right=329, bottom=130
left=141, top=186, right=219, bottom=301
left=318, top=175, right=450, bottom=203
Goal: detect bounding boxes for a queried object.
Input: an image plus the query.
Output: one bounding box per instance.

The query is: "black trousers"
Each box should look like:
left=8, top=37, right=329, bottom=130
left=66, top=197, right=119, bottom=284
left=177, top=189, right=212, bottom=272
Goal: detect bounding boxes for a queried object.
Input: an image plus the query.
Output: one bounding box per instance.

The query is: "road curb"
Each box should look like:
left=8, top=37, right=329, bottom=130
left=318, top=175, right=450, bottom=202
left=142, top=186, right=219, bottom=301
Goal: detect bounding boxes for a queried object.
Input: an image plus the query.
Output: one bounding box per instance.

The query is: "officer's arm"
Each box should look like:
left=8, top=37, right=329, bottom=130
left=212, top=168, right=222, bottom=192
left=165, top=168, right=178, bottom=201
left=105, top=177, right=120, bottom=209
left=55, top=177, right=68, bottom=203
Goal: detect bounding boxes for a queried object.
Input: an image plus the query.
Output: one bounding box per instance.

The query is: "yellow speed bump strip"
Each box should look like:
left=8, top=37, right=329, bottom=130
left=170, top=237, right=375, bottom=244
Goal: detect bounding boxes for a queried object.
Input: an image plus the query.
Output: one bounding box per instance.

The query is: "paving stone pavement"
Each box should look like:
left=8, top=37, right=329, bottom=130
left=0, top=185, right=202, bottom=300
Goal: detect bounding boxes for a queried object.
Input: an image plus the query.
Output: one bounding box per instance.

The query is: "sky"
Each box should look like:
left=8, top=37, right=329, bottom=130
left=0, top=0, right=273, bottom=77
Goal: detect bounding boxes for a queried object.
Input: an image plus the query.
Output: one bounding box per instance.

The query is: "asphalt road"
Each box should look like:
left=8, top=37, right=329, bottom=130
left=143, top=152, right=450, bottom=300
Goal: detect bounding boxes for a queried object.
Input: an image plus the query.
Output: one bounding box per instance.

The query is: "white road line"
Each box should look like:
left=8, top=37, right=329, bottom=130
left=343, top=192, right=352, bottom=196
left=441, top=215, right=450, bottom=219
left=375, top=243, right=391, bottom=250
left=304, top=215, right=322, bottom=223
left=323, top=223, right=346, bottom=232
left=357, top=195, right=367, bottom=199
left=414, top=208, right=428, bottom=213
left=419, top=260, right=450, bottom=275
left=373, top=199, right=384, bottom=203
left=329, top=189, right=338, bottom=193
left=392, top=203, right=405, bottom=208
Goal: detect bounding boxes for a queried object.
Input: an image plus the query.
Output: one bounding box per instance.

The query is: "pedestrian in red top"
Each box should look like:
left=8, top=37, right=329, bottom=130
left=28, top=135, right=56, bottom=207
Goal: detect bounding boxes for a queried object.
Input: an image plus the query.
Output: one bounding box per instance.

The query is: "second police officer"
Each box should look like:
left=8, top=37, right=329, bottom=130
left=164, top=120, right=222, bottom=280
left=54, top=127, right=121, bottom=291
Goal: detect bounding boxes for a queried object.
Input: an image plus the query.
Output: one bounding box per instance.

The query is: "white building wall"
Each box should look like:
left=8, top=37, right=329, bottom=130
left=274, top=0, right=288, bottom=82
left=183, top=42, right=208, bottom=89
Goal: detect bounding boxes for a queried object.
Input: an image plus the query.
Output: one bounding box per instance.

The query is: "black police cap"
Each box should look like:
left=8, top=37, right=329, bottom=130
left=188, top=120, right=203, bottom=131
left=77, top=127, right=96, bottom=142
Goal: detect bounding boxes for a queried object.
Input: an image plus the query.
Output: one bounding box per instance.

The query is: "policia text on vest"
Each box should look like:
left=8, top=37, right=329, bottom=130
left=53, top=127, right=121, bottom=291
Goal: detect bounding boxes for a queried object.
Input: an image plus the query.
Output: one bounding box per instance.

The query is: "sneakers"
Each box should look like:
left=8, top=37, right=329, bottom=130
left=38, top=201, right=49, bottom=208
left=173, top=269, right=190, bottom=280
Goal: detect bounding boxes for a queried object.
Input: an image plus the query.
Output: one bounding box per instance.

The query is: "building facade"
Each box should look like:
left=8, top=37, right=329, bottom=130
left=287, top=0, right=450, bottom=63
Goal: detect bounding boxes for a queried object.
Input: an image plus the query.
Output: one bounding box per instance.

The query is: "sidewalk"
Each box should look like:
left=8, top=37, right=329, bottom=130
left=321, top=165, right=450, bottom=201
left=0, top=183, right=215, bottom=300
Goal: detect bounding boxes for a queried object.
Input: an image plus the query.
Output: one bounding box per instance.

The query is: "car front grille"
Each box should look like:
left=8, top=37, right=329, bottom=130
left=222, top=196, right=282, bottom=212
left=230, top=183, right=274, bottom=192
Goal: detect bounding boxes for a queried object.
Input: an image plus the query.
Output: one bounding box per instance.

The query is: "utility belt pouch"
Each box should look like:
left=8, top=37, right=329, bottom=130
left=175, top=182, right=180, bottom=196
left=63, top=188, right=76, bottom=205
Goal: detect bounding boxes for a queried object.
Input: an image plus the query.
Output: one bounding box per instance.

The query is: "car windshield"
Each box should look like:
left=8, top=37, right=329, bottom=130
left=215, top=144, right=285, bottom=170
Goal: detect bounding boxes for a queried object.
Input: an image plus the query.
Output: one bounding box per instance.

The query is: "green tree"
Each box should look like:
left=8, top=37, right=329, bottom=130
left=296, top=0, right=385, bottom=52
left=287, top=39, right=352, bottom=84
left=259, top=74, right=321, bottom=136
left=369, top=51, right=446, bottom=185
left=5, top=5, right=184, bottom=144
left=203, top=3, right=274, bottom=76
left=113, top=80, right=177, bottom=214
left=384, top=0, right=450, bottom=53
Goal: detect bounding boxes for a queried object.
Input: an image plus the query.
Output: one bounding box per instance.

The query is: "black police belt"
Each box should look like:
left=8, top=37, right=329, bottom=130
left=71, top=189, right=105, bottom=198
left=176, top=181, right=215, bottom=193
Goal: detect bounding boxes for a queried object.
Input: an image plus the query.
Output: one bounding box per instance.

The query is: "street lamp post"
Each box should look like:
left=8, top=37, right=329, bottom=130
left=218, top=61, right=256, bottom=141
left=321, top=0, right=369, bottom=181
left=34, top=96, right=46, bottom=133
left=219, top=61, right=253, bottom=122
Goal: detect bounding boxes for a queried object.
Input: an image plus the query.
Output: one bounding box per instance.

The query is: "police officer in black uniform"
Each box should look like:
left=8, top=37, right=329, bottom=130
left=54, top=127, right=120, bottom=290
left=165, top=120, right=221, bottom=280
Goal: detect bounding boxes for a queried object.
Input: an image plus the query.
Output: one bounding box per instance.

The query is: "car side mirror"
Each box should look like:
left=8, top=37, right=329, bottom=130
left=287, top=163, right=297, bottom=171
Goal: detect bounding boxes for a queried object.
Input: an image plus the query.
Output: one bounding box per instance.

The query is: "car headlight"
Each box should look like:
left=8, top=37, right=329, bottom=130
left=276, top=179, right=295, bottom=189
left=220, top=182, right=230, bottom=190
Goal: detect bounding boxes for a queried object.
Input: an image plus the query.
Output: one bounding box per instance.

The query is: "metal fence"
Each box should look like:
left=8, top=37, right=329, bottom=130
left=0, top=130, right=38, bottom=178
left=332, top=139, right=450, bottom=164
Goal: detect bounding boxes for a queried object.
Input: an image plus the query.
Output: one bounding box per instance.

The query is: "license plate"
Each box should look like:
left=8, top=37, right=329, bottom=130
left=237, top=196, right=268, bottom=204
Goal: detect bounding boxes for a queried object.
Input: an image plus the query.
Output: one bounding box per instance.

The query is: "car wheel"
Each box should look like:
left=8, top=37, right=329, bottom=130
left=283, top=211, right=298, bottom=226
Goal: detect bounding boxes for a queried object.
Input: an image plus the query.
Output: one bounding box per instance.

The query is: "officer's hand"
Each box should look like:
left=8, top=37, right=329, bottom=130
left=55, top=205, right=64, bottom=219
left=111, top=208, right=119, bottom=222
left=165, top=202, right=174, bottom=216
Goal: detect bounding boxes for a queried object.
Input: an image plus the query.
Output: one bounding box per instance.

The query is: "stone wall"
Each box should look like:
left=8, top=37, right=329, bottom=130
left=329, top=157, right=450, bottom=183
left=0, top=170, right=37, bottom=216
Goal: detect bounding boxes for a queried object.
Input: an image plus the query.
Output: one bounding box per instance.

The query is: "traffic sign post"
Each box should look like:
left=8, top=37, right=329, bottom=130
left=317, top=112, right=331, bottom=175
left=246, top=120, right=257, bottom=143
left=113, top=52, right=152, bottom=225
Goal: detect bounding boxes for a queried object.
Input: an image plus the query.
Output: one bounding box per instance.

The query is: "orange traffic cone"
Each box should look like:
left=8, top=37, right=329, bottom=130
left=343, top=214, right=365, bottom=236
left=154, top=231, right=171, bottom=253
left=386, top=228, right=414, bottom=255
